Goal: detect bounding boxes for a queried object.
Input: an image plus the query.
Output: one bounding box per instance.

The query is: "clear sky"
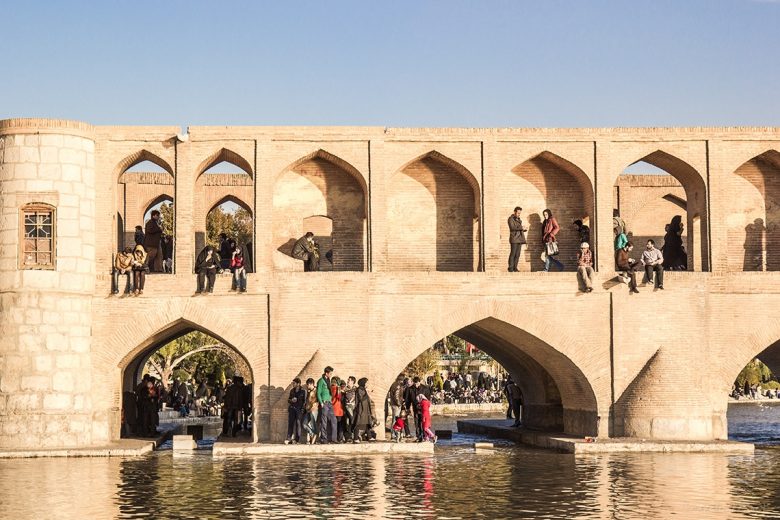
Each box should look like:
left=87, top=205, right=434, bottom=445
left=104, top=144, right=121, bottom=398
left=2, top=0, right=778, bottom=127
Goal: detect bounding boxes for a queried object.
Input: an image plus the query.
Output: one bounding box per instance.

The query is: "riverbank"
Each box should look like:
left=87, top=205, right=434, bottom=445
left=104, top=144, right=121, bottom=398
left=457, top=419, right=755, bottom=454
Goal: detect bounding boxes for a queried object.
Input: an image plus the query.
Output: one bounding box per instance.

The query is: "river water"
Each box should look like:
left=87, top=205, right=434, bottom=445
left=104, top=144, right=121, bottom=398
left=1, top=403, right=779, bottom=519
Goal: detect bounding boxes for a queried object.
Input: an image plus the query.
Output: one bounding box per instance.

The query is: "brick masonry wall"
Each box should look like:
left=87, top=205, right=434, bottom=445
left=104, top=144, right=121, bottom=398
left=0, top=124, right=96, bottom=448
left=3, top=121, right=780, bottom=447
left=386, top=156, right=478, bottom=271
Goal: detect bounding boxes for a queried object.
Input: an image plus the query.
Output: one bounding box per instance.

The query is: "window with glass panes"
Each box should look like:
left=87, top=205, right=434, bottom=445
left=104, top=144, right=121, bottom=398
left=20, top=204, right=55, bottom=269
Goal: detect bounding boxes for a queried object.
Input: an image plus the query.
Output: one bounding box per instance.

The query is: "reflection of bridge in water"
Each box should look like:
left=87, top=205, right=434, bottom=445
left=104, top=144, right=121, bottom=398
left=1, top=118, right=780, bottom=450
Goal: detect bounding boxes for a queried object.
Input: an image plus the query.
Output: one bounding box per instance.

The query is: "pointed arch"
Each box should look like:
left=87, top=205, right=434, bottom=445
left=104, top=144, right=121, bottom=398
left=510, top=151, right=595, bottom=271
left=273, top=149, right=367, bottom=271
left=662, top=193, right=687, bottom=210
left=115, top=149, right=174, bottom=180
left=383, top=300, right=604, bottom=436
left=142, top=193, right=174, bottom=218
left=207, top=194, right=253, bottom=217
left=395, top=150, right=480, bottom=217
left=279, top=149, right=368, bottom=195
left=617, top=150, right=709, bottom=271
left=729, top=149, right=780, bottom=271
left=195, top=147, right=253, bottom=179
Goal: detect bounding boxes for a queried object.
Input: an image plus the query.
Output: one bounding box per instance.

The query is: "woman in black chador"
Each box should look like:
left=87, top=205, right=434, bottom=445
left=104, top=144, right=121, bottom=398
left=662, top=215, right=687, bottom=270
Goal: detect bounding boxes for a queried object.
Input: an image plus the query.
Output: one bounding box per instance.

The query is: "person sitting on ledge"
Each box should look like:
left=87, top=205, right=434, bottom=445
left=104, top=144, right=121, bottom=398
left=131, top=245, right=148, bottom=296
left=195, top=245, right=221, bottom=294
left=576, top=242, right=595, bottom=293
left=616, top=241, right=640, bottom=294
left=112, top=246, right=134, bottom=295
left=292, top=232, right=320, bottom=272
left=641, top=239, right=664, bottom=290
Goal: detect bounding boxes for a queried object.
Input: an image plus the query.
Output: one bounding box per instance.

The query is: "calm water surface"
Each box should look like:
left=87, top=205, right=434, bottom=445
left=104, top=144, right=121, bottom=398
left=1, top=404, right=780, bottom=519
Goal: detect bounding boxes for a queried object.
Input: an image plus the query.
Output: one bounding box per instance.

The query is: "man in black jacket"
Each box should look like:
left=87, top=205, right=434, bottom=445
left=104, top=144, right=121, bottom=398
left=508, top=206, right=527, bottom=272
left=404, top=376, right=432, bottom=441
left=144, top=210, right=163, bottom=272
left=285, top=378, right=306, bottom=444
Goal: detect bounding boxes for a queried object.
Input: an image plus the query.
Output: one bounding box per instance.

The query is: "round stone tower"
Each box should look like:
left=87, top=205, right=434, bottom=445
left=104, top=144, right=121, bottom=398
left=0, top=119, right=97, bottom=449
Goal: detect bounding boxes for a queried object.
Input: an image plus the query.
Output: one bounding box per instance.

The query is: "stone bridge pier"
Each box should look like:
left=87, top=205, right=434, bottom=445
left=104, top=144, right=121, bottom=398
left=1, top=119, right=779, bottom=450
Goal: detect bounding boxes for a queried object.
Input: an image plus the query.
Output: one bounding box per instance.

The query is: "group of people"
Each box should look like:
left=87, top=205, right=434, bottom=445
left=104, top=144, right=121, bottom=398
left=121, top=373, right=253, bottom=439
left=285, top=366, right=379, bottom=445
left=508, top=207, right=687, bottom=294
left=112, top=210, right=173, bottom=295
left=386, top=375, right=443, bottom=443
left=194, top=234, right=251, bottom=294
left=731, top=381, right=780, bottom=401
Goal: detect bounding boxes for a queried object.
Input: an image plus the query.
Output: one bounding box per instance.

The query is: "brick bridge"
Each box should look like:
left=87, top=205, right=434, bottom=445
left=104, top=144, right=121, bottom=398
left=1, top=118, right=779, bottom=449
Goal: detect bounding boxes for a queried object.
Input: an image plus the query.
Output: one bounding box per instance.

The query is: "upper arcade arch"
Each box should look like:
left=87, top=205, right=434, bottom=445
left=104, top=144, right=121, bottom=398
left=508, top=151, right=595, bottom=271
left=614, top=149, right=709, bottom=271
left=273, top=150, right=368, bottom=271
left=386, top=151, right=481, bottom=272
left=114, top=149, right=174, bottom=181
left=195, top=147, right=254, bottom=179
left=728, top=150, right=780, bottom=271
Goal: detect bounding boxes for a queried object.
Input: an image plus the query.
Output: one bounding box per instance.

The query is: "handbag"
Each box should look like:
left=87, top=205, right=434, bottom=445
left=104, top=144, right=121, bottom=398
left=545, top=241, right=559, bottom=257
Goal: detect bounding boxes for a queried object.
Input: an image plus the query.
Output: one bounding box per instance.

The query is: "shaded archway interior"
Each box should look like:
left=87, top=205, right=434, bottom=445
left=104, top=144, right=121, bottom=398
left=120, top=319, right=254, bottom=394
left=273, top=154, right=367, bottom=271
left=614, top=151, right=709, bottom=271
left=510, top=152, right=595, bottom=272
left=729, top=150, right=780, bottom=271
left=398, top=317, right=599, bottom=436
left=386, top=152, right=481, bottom=272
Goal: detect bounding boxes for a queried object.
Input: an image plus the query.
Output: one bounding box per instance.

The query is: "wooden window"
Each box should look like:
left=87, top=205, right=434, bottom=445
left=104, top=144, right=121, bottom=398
left=20, top=204, right=56, bottom=269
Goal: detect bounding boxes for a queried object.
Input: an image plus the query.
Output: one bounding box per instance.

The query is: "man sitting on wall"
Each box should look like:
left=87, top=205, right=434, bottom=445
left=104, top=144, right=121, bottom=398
left=292, top=232, right=320, bottom=272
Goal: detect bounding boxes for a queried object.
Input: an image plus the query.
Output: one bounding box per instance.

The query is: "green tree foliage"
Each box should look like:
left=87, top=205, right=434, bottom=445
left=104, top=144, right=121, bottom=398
left=158, top=202, right=174, bottom=236
left=735, top=358, right=775, bottom=387
left=144, top=331, right=248, bottom=387
left=206, top=205, right=252, bottom=249
left=404, top=348, right=441, bottom=379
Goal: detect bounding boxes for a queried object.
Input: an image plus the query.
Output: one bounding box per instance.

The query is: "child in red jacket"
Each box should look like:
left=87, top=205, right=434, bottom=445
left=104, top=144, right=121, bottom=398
left=417, top=394, right=437, bottom=443
left=392, top=410, right=406, bottom=442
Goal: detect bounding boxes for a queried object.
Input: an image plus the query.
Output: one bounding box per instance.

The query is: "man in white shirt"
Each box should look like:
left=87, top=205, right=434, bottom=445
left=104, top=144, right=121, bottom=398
left=640, top=239, right=664, bottom=290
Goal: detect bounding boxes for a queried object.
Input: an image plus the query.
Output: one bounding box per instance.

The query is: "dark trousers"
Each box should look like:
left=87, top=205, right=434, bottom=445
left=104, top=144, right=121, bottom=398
left=132, top=269, right=145, bottom=291
left=511, top=399, right=522, bottom=424
left=414, top=412, right=423, bottom=440
left=197, top=268, right=216, bottom=292
left=146, top=247, right=160, bottom=272
left=318, top=401, right=337, bottom=443
left=644, top=264, right=664, bottom=287
left=304, top=254, right=320, bottom=272
left=508, top=243, right=523, bottom=271
left=222, top=407, right=239, bottom=436
left=287, top=407, right=303, bottom=441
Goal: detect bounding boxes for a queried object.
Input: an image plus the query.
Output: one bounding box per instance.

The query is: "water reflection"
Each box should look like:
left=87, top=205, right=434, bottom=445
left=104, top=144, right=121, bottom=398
left=1, top=407, right=780, bottom=519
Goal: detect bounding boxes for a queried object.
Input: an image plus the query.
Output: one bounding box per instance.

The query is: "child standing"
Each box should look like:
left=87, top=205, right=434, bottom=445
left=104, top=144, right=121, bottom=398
left=416, top=394, right=437, bottom=443
left=392, top=410, right=407, bottom=442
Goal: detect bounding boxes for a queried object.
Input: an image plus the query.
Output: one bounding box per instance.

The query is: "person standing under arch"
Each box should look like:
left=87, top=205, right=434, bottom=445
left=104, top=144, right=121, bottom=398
left=542, top=209, right=564, bottom=272
left=507, top=206, right=527, bottom=272
left=144, top=209, right=163, bottom=272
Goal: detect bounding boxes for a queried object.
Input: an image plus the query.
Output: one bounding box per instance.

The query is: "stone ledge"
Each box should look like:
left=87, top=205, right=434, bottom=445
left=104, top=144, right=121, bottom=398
left=0, top=428, right=174, bottom=458
left=212, top=440, right=434, bottom=457
left=457, top=419, right=755, bottom=454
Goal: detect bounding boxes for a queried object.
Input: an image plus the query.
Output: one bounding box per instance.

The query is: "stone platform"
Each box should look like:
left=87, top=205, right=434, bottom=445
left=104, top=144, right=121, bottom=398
left=213, top=440, right=435, bottom=456
left=0, top=428, right=174, bottom=458
left=457, top=419, right=755, bottom=454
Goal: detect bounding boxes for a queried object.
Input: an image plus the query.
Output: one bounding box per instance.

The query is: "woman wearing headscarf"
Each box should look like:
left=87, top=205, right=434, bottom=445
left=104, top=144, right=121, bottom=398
left=541, top=209, right=564, bottom=272
left=230, top=245, right=248, bottom=293
left=662, top=215, right=687, bottom=271
left=352, top=377, right=377, bottom=443
left=131, top=244, right=148, bottom=296
left=195, top=245, right=221, bottom=294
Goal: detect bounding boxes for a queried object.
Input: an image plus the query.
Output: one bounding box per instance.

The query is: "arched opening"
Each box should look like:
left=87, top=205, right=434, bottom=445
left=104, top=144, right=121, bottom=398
left=119, top=321, right=255, bottom=442
left=386, top=151, right=480, bottom=272
left=508, top=152, right=594, bottom=272
left=728, top=150, right=780, bottom=271
left=388, top=317, right=599, bottom=437
left=613, top=152, right=709, bottom=271
left=273, top=151, right=367, bottom=271
left=199, top=196, right=254, bottom=271
left=726, top=342, right=780, bottom=444
left=194, top=149, right=254, bottom=265
left=115, top=152, right=175, bottom=255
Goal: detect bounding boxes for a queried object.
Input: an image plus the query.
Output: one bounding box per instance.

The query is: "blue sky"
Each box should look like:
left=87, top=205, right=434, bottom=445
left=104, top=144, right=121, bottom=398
left=2, top=0, right=778, bottom=127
